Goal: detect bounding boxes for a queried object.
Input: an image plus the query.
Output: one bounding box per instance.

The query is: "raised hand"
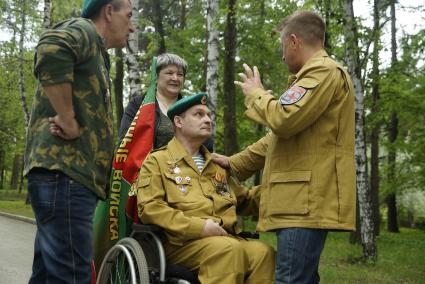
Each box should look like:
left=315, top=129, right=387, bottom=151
left=234, top=63, right=266, bottom=97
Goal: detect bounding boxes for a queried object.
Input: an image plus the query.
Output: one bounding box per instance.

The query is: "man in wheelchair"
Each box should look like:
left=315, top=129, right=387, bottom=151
left=135, top=93, right=275, bottom=283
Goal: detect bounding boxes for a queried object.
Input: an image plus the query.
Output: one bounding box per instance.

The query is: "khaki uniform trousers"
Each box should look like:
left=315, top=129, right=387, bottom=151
left=165, top=236, right=275, bottom=284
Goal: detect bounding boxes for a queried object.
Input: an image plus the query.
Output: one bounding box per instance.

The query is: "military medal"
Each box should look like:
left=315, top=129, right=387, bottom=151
left=173, top=166, right=181, bottom=174
left=212, top=172, right=231, bottom=197
left=175, top=176, right=182, bottom=184
left=167, top=161, right=180, bottom=175
left=185, top=176, right=191, bottom=182
left=178, top=185, right=187, bottom=193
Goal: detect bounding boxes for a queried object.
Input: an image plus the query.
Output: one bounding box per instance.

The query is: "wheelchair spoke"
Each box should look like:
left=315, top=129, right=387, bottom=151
left=97, top=237, right=150, bottom=284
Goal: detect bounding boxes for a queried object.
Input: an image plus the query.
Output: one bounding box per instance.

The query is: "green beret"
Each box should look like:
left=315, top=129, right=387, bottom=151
left=81, top=0, right=110, bottom=18
left=167, top=93, right=208, bottom=120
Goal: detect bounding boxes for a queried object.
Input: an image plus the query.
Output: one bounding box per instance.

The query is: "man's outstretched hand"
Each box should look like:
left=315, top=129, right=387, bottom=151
left=234, top=63, right=266, bottom=97
left=211, top=153, right=230, bottom=169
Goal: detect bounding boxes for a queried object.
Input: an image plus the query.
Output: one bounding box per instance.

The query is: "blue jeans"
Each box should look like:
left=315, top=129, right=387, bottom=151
left=27, top=168, right=97, bottom=284
left=275, top=228, right=327, bottom=284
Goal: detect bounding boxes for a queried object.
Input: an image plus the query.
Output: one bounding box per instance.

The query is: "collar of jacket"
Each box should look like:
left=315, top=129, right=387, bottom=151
left=167, top=137, right=213, bottom=172
left=294, top=49, right=329, bottom=79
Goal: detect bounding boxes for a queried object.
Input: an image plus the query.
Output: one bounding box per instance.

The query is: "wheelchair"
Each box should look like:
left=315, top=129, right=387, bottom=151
left=95, top=223, right=259, bottom=284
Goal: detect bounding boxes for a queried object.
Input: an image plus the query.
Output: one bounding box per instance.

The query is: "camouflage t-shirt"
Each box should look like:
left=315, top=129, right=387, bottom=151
left=24, top=18, right=114, bottom=199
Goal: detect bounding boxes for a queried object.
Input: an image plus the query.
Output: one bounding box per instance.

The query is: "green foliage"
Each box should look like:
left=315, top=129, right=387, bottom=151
left=135, top=0, right=298, bottom=152
left=378, top=30, right=425, bottom=197
left=230, top=0, right=296, bottom=150
left=0, top=40, right=37, bottom=187
left=52, top=0, right=84, bottom=23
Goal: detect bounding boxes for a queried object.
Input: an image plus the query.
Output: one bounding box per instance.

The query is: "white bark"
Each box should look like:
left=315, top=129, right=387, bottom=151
left=19, top=0, right=29, bottom=129
left=342, top=0, right=377, bottom=260
left=126, top=0, right=143, bottom=100
left=43, top=0, right=52, bottom=30
left=206, top=0, right=219, bottom=148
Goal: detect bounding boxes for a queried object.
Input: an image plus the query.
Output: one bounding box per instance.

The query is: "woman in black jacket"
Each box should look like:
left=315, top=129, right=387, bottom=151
left=119, top=53, right=213, bottom=150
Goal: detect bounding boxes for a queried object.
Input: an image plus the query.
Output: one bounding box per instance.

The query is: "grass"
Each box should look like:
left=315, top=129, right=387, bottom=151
left=1, top=192, right=425, bottom=283
left=0, top=189, right=34, bottom=218
left=319, top=229, right=425, bottom=283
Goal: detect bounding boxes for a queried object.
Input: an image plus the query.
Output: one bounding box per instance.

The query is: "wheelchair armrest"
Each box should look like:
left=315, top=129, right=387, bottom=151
left=237, top=231, right=259, bottom=239
left=132, top=223, right=163, bottom=234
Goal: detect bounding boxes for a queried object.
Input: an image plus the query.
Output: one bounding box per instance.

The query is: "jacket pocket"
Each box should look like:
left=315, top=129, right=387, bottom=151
left=163, top=172, right=194, bottom=203
left=268, top=170, right=311, bottom=215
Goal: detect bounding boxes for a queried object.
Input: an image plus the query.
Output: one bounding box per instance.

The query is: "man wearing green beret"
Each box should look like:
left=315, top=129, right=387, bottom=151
left=136, top=93, right=276, bottom=284
left=24, top=0, right=134, bottom=283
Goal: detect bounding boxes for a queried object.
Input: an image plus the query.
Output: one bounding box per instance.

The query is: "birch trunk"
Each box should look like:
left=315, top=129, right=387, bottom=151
left=206, top=0, right=219, bottom=149
left=370, top=0, right=381, bottom=236
left=43, top=0, right=52, bottom=29
left=341, top=0, right=377, bottom=261
left=19, top=0, right=30, bottom=129
left=126, top=0, right=142, bottom=100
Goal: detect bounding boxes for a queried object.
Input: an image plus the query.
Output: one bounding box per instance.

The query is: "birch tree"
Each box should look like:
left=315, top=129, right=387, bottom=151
left=43, top=0, right=52, bottom=29
left=126, top=0, right=143, bottom=100
left=341, top=0, right=377, bottom=261
left=18, top=0, right=29, bottom=129
left=206, top=0, right=219, bottom=149
left=370, top=0, right=382, bottom=236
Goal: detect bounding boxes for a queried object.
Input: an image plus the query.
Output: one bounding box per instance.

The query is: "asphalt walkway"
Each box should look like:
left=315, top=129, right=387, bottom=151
left=0, top=212, right=35, bottom=284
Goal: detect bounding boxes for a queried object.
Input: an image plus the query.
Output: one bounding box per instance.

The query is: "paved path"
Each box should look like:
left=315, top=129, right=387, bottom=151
left=0, top=214, right=35, bottom=284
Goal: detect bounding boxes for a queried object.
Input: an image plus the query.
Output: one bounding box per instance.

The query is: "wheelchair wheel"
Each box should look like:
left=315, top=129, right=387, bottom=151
left=97, top=237, right=150, bottom=284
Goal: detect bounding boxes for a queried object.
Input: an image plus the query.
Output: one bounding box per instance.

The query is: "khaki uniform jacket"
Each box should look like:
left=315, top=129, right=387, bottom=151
left=137, top=138, right=259, bottom=246
left=230, top=50, right=356, bottom=232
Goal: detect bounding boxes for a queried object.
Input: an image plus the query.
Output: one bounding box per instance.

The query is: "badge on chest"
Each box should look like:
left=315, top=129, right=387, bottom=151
left=212, top=172, right=231, bottom=197
left=167, top=161, right=192, bottom=193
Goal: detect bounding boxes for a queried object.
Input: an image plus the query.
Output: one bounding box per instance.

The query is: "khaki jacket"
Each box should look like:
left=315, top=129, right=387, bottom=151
left=230, top=50, right=356, bottom=231
left=137, top=138, right=259, bottom=245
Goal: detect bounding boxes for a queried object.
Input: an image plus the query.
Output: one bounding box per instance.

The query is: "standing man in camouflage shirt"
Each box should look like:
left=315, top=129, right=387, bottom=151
left=24, top=0, right=134, bottom=283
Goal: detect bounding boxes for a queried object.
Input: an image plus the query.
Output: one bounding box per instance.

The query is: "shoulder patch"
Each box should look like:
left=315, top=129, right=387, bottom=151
left=279, top=85, right=307, bottom=105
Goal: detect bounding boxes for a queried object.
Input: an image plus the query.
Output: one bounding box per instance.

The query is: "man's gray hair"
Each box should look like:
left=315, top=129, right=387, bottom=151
left=156, top=53, right=188, bottom=76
